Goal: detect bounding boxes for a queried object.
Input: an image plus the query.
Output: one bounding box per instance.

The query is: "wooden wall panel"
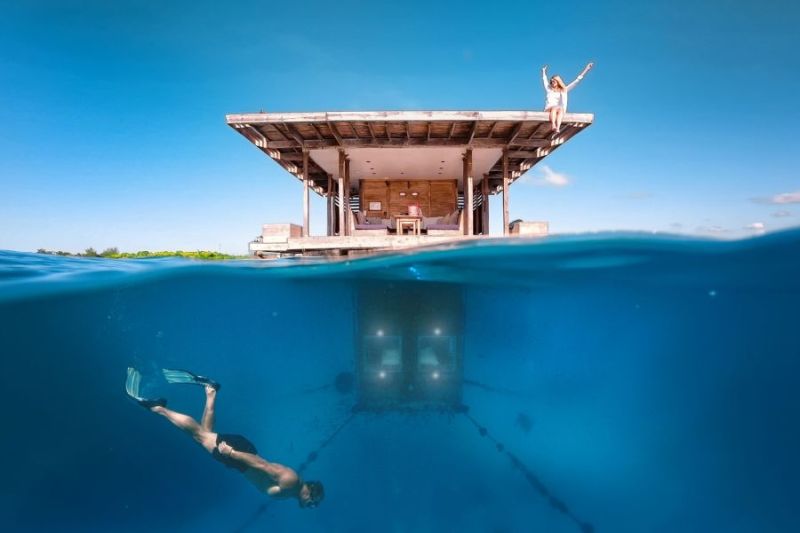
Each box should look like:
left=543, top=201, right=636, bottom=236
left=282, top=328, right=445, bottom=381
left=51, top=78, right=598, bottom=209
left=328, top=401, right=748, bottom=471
left=430, top=180, right=457, bottom=216
left=361, top=179, right=456, bottom=217
left=388, top=181, right=412, bottom=216
left=360, top=180, right=388, bottom=217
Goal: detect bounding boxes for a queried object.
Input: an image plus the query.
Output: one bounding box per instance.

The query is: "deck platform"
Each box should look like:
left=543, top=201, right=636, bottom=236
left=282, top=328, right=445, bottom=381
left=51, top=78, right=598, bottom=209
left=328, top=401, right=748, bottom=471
left=251, top=235, right=487, bottom=257
left=227, top=109, right=590, bottom=256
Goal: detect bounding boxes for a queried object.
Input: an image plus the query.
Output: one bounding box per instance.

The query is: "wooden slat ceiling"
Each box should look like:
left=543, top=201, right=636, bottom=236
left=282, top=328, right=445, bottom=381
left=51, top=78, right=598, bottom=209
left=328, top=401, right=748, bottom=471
left=225, top=111, right=593, bottom=196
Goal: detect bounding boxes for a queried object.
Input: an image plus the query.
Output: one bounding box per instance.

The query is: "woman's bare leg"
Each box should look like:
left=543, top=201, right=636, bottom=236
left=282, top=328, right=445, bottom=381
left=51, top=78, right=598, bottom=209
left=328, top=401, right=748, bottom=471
left=555, top=108, right=564, bottom=133
left=201, top=385, right=216, bottom=432
left=151, top=405, right=217, bottom=453
left=548, top=107, right=557, bottom=130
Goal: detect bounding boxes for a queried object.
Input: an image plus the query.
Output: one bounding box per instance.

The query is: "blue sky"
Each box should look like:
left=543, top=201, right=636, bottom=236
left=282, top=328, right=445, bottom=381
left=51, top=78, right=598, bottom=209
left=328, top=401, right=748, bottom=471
left=1, top=0, right=798, bottom=253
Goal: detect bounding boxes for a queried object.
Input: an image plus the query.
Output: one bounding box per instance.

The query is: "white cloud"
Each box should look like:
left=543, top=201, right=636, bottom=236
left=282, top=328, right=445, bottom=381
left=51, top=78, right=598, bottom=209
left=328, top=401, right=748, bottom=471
left=752, top=190, right=800, bottom=204
left=521, top=165, right=570, bottom=187
left=744, top=222, right=766, bottom=233
left=772, top=210, right=792, bottom=218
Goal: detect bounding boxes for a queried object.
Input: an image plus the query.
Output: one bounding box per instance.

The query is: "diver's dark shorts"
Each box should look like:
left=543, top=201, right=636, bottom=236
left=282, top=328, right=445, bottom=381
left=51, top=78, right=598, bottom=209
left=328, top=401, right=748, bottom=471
left=212, top=433, right=258, bottom=473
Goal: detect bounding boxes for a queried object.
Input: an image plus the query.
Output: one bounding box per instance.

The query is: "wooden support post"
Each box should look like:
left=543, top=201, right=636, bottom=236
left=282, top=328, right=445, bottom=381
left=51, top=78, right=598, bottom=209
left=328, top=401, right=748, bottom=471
left=502, top=148, right=510, bottom=235
left=302, top=149, right=310, bottom=237
left=464, top=148, right=473, bottom=235
left=327, top=173, right=333, bottom=236
left=338, top=149, right=346, bottom=236
left=481, top=174, right=490, bottom=235
left=344, top=158, right=351, bottom=236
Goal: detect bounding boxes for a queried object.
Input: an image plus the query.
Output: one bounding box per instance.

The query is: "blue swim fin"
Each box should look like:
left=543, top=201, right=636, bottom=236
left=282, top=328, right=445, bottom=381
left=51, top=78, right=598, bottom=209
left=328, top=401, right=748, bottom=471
left=162, top=368, right=221, bottom=391
left=125, top=367, right=167, bottom=409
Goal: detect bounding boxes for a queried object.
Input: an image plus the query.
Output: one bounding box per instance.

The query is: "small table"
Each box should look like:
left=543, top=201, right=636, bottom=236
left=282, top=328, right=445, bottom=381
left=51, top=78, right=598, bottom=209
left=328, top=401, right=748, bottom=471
left=395, top=216, right=422, bottom=236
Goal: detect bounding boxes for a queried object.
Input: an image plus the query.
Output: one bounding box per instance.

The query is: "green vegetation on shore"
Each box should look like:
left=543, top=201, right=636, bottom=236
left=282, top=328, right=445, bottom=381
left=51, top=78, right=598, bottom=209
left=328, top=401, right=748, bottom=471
left=36, top=248, right=246, bottom=260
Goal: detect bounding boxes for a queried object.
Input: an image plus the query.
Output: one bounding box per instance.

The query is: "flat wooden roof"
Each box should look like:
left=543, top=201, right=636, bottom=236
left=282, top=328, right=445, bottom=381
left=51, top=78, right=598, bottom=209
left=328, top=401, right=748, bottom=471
left=225, top=110, right=593, bottom=196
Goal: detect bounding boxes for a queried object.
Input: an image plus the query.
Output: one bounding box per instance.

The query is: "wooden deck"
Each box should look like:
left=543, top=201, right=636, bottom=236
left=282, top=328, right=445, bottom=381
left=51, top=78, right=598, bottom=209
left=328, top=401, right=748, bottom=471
left=250, top=234, right=486, bottom=257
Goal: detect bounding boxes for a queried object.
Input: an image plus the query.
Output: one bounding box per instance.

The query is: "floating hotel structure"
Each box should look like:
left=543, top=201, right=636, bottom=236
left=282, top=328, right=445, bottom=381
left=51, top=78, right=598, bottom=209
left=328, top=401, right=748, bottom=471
left=225, top=110, right=593, bottom=257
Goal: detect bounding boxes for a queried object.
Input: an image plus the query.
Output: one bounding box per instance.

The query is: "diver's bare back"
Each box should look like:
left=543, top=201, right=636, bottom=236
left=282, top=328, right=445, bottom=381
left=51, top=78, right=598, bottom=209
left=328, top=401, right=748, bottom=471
left=241, top=457, right=300, bottom=497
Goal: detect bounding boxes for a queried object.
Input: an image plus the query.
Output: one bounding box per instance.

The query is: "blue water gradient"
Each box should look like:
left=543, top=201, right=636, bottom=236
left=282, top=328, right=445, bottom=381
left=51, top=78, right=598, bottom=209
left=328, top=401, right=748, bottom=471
left=1, top=231, right=799, bottom=532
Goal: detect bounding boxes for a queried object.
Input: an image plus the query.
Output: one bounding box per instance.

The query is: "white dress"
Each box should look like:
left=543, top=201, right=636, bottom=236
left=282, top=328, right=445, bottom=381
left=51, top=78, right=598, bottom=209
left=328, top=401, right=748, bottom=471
left=542, top=72, right=582, bottom=111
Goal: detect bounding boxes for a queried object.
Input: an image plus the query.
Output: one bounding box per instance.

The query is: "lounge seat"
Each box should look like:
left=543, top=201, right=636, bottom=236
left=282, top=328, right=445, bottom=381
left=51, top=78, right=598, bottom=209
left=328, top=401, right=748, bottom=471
left=425, top=209, right=464, bottom=236
left=350, top=211, right=389, bottom=235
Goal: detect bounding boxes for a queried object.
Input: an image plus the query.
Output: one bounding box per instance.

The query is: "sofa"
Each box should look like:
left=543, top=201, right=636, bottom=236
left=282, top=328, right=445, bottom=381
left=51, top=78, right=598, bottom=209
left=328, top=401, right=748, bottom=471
left=424, top=209, right=463, bottom=235
left=351, top=210, right=390, bottom=235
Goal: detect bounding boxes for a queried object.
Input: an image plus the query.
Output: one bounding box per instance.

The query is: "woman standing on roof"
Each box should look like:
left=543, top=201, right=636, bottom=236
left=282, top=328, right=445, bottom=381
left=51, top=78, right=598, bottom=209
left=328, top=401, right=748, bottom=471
left=542, top=62, right=593, bottom=133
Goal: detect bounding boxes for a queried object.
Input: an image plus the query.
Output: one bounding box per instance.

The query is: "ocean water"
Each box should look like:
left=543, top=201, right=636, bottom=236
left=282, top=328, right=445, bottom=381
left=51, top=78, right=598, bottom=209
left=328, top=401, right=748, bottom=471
left=1, top=231, right=799, bottom=533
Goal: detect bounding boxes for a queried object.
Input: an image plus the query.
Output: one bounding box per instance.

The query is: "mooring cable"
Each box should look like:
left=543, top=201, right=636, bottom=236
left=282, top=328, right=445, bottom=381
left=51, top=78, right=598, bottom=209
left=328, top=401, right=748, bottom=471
left=462, top=409, right=595, bottom=533
left=231, top=411, right=359, bottom=533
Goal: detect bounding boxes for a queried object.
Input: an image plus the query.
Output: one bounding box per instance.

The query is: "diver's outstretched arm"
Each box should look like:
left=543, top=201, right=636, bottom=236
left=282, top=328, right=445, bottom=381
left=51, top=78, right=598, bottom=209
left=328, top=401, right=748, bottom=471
left=218, top=442, right=278, bottom=474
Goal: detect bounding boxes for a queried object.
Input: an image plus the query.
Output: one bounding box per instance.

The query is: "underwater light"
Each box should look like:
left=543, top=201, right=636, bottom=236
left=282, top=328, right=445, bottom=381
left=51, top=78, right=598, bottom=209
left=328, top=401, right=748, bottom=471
left=378, top=371, right=386, bottom=379
left=434, top=327, right=441, bottom=335
left=432, top=371, right=440, bottom=380
left=377, top=329, right=384, bottom=336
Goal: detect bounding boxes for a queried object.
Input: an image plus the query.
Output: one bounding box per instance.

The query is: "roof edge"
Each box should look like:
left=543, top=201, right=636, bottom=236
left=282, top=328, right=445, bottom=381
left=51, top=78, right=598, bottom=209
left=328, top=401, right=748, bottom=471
left=226, top=110, right=594, bottom=125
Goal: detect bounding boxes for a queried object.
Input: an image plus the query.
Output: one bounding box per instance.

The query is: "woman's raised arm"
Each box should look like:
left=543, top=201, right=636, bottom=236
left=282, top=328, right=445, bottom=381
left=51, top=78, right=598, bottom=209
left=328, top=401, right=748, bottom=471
left=566, top=62, right=594, bottom=91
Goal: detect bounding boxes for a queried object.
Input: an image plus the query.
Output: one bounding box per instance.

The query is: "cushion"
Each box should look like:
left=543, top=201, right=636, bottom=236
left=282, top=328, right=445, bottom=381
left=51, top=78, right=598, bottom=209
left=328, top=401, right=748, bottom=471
left=367, top=216, right=383, bottom=225
left=427, top=223, right=460, bottom=231
left=422, top=216, right=441, bottom=228
left=355, top=223, right=386, bottom=231
left=354, top=211, right=366, bottom=224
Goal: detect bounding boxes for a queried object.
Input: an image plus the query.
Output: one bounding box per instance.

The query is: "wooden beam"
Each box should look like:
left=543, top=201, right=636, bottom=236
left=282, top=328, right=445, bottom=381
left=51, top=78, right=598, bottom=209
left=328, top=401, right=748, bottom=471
left=276, top=152, right=304, bottom=161
left=386, top=122, right=391, bottom=140
left=507, top=122, right=524, bottom=144
left=268, top=124, right=290, bottom=142
left=302, top=149, right=310, bottom=237
left=481, top=174, right=490, bottom=234
left=338, top=150, right=346, bottom=235
left=448, top=122, right=456, bottom=139
left=284, top=123, right=307, bottom=147
left=507, top=150, right=545, bottom=158
left=309, top=123, right=324, bottom=140
left=486, top=121, right=498, bottom=138
left=327, top=173, right=333, bottom=236
left=327, top=121, right=344, bottom=146
left=348, top=122, right=359, bottom=140
left=366, top=122, right=376, bottom=140
left=256, top=136, right=533, bottom=150
left=467, top=121, right=478, bottom=145
left=502, top=148, right=510, bottom=236
left=509, top=138, right=549, bottom=148
left=464, top=148, right=473, bottom=236
left=344, top=157, right=351, bottom=236
left=426, top=122, right=431, bottom=141
left=529, top=122, right=549, bottom=139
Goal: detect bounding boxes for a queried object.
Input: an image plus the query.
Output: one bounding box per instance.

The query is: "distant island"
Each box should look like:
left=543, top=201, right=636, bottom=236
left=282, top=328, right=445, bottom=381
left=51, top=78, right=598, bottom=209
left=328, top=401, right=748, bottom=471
left=36, top=248, right=246, bottom=260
